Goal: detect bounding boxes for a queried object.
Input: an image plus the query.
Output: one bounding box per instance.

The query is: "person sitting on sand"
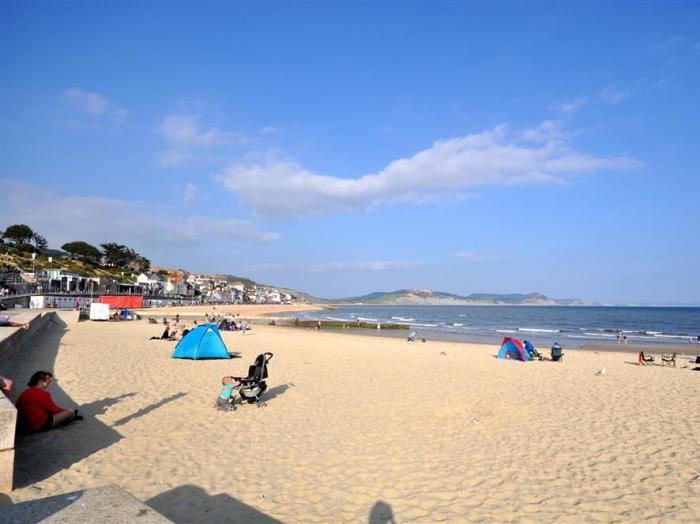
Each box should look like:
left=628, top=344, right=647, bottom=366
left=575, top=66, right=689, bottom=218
left=16, top=371, right=82, bottom=433
left=214, top=376, right=241, bottom=411
left=0, top=314, right=29, bottom=329
left=150, top=324, right=171, bottom=340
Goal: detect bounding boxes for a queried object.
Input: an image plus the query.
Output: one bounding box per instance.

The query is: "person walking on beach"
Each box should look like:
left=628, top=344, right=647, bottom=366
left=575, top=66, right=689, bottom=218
left=16, top=371, right=82, bottom=433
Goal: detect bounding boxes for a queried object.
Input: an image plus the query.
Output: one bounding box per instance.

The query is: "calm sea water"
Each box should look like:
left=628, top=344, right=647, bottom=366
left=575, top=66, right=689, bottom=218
left=284, top=305, right=700, bottom=347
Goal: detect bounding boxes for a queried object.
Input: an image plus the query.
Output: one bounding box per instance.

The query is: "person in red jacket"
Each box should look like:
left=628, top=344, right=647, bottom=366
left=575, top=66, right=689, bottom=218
left=16, top=371, right=81, bottom=433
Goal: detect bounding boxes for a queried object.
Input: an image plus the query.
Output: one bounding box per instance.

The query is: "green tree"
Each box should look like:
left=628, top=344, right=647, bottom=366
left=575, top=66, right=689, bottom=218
left=100, top=242, right=129, bottom=267
left=62, top=241, right=102, bottom=263
left=31, top=233, right=48, bottom=250
left=3, top=224, right=34, bottom=244
left=100, top=242, right=150, bottom=273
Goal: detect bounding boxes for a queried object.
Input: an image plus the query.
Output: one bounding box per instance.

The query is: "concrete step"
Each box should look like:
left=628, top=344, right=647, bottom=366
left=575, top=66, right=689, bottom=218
left=0, top=485, right=173, bottom=523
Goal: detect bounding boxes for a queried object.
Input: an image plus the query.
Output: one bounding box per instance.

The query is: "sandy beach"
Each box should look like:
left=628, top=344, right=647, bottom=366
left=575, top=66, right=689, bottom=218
left=1, top=305, right=699, bottom=522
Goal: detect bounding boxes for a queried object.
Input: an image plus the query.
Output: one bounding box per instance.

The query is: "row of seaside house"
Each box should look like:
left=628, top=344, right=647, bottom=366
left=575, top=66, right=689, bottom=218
left=0, top=269, right=295, bottom=305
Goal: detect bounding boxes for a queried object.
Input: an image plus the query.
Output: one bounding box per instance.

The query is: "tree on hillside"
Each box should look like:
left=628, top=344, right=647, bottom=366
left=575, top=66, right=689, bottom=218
left=31, top=233, right=48, bottom=250
left=100, top=242, right=130, bottom=267
left=128, top=254, right=151, bottom=274
left=100, top=242, right=150, bottom=273
left=2, top=224, right=34, bottom=244
left=62, top=241, right=102, bottom=264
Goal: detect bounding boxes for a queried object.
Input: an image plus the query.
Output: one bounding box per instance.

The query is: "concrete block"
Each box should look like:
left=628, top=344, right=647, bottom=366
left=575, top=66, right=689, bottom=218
left=0, top=448, right=14, bottom=493
left=0, top=484, right=173, bottom=523
left=0, top=395, right=17, bottom=451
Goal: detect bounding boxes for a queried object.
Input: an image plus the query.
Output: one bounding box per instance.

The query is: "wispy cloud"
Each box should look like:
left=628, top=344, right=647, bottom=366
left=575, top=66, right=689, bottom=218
left=157, top=115, right=247, bottom=167
left=310, top=261, right=424, bottom=273
left=598, top=84, right=629, bottom=104
left=160, top=115, right=244, bottom=148
left=64, top=88, right=128, bottom=124
left=184, top=183, right=202, bottom=203
left=0, top=180, right=280, bottom=253
left=215, top=122, right=641, bottom=219
left=259, top=125, right=280, bottom=136
left=455, top=251, right=512, bottom=263
left=552, top=84, right=629, bottom=115
left=551, top=97, right=589, bottom=114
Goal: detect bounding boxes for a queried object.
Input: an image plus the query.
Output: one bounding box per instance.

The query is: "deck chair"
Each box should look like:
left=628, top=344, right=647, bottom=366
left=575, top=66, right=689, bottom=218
left=661, top=352, right=676, bottom=367
left=638, top=351, right=654, bottom=365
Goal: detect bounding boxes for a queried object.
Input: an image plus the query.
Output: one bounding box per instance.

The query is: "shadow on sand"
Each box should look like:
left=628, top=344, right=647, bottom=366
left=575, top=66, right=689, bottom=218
left=262, top=383, right=293, bottom=402
left=146, top=484, right=282, bottom=524
left=112, top=392, right=187, bottom=427
left=1, top=315, right=127, bottom=489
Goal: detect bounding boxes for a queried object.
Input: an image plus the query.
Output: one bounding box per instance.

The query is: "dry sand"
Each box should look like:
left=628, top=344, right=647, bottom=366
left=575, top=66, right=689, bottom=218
left=2, top=306, right=699, bottom=523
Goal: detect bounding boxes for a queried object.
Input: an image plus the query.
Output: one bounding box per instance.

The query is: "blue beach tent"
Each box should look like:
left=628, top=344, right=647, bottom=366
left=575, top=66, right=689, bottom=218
left=172, top=324, right=231, bottom=360
left=497, top=337, right=530, bottom=361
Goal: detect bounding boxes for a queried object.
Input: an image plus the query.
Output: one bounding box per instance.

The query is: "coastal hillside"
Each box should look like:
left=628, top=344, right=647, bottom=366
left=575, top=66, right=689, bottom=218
left=337, top=289, right=589, bottom=306
left=1, top=249, right=586, bottom=305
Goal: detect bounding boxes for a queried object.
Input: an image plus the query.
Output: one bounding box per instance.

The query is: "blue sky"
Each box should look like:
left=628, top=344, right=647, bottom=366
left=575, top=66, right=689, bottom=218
left=1, top=2, right=699, bottom=304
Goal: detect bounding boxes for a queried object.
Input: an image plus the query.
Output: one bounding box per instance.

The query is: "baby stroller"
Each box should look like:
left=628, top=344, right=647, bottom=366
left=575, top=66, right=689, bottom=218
left=228, top=353, right=273, bottom=410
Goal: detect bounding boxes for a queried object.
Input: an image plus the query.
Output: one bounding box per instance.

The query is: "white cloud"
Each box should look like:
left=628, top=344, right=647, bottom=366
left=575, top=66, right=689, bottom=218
left=310, top=261, right=424, bottom=273
left=551, top=97, right=589, bottom=114
left=158, top=149, right=195, bottom=167
left=259, top=126, right=279, bottom=136
left=64, top=88, right=127, bottom=123
left=598, top=84, right=629, bottom=104
left=157, top=115, right=247, bottom=167
left=455, top=251, right=512, bottom=263
left=215, top=122, right=641, bottom=219
left=160, top=115, right=243, bottom=148
left=552, top=84, right=630, bottom=115
left=0, top=180, right=280, bottom=253
left=519, top=120, right=565, bottom=143
left=184, top=183, right=202, bottom=203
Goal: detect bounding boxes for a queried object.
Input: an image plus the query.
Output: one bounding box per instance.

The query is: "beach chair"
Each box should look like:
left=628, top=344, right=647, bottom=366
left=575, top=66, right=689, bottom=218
left=661, top=352, right=676, bottom=367
left=227, top=352, right=274, bottom=409
left=638, top=351, right=654, bottom=365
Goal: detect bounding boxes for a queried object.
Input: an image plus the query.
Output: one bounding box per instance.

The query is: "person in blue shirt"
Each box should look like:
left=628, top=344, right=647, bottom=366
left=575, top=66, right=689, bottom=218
left=214, top=376, right=241, bottom=411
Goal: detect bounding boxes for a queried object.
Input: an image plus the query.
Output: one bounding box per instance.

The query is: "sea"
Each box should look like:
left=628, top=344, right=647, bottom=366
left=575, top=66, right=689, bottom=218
left=281, top=305, right=700, bottom=348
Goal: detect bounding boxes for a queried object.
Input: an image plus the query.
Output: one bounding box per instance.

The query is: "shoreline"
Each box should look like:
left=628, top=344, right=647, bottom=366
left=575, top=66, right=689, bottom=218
left=282, top=324, right=700, bottom=358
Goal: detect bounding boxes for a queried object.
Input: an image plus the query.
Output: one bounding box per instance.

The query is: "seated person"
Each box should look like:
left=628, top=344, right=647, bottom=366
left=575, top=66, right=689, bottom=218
left=0, top=314, right=29, bottom=329
left=638, top=351, right=654, bottom=365
left=524, top=340, right=542, bottom=360
left=16, top=371, right=82, bottom=433
left=550, top=342, right=563, bottom=362
left=150, top=324, right=171, bottom=340
left=214, top=376, right=241, bottom=411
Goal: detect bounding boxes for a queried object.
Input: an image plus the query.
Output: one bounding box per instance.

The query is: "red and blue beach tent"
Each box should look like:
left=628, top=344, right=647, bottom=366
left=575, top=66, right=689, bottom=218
left=497, top=337, right=530, bottom=361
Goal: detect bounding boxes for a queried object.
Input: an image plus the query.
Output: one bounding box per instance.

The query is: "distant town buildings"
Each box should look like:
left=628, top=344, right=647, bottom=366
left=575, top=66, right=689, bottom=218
left=0, top=264, right=297, bottom=306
